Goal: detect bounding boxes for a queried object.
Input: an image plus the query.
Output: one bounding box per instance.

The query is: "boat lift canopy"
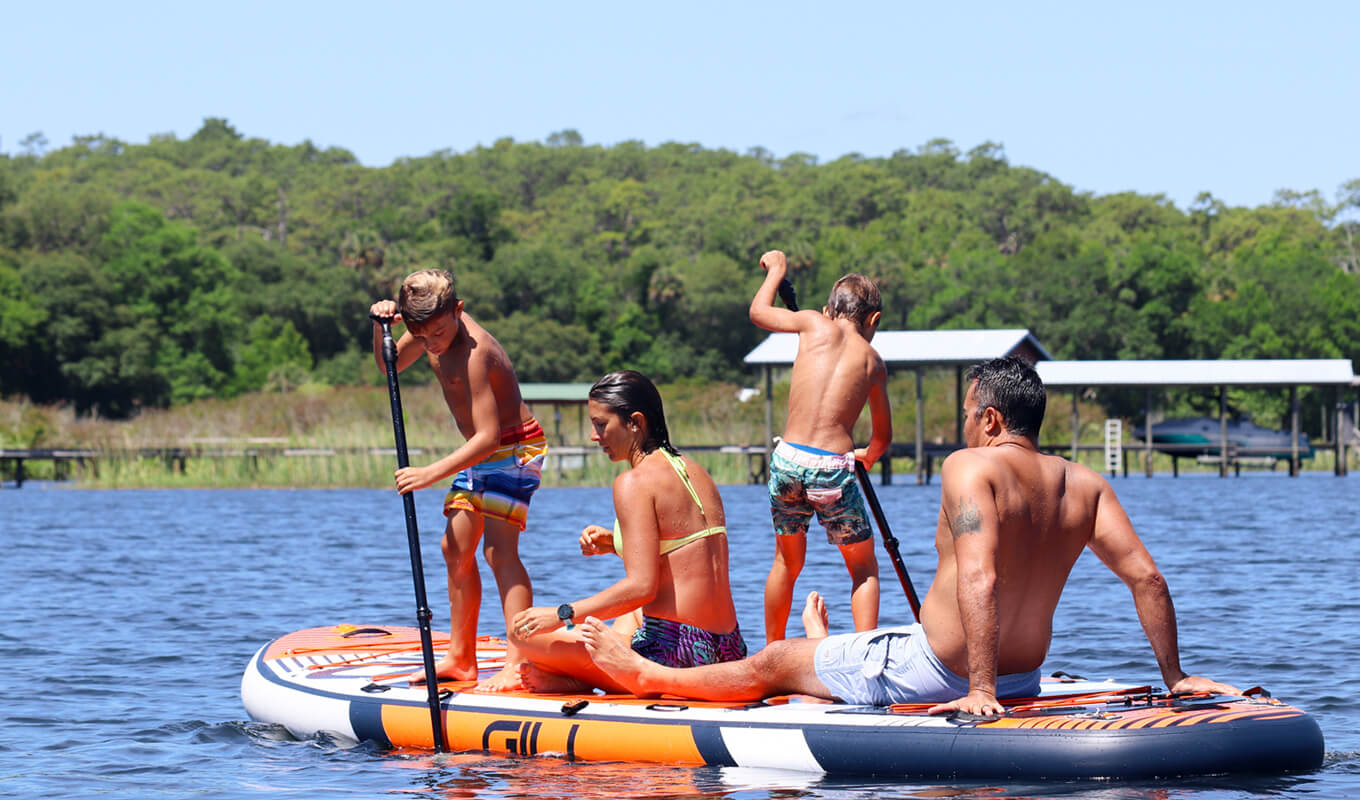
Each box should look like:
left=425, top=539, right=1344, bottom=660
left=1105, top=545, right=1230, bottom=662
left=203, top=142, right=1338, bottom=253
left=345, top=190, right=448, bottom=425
left=1036, top=359, right=1354, bottom=388
left=1035, top=359, right=1356, bottom=477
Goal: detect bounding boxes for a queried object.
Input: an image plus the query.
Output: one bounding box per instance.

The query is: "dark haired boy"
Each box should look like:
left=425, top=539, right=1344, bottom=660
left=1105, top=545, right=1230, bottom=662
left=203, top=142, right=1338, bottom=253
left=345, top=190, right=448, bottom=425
left=751, top=251, right=892, bottom=642
left=369, top=268, right=546, bottom=691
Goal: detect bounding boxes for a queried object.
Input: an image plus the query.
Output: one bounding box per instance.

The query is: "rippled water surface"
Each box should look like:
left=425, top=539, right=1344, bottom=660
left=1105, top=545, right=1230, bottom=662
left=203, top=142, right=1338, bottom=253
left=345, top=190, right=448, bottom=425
left=3, top=473, right=1357, bottom=799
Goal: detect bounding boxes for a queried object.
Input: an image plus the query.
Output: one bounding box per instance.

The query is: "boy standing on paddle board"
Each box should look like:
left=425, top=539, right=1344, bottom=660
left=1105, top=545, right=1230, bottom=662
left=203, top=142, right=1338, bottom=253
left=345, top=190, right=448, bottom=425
left=751, top=250, right=892, bottom=642
left=369, top=269, right=547, bottom=692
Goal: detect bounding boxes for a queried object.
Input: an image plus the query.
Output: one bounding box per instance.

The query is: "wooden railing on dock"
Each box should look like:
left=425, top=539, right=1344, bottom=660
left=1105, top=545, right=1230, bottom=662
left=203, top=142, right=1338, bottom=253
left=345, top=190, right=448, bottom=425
left=3, top=438, right=1349, bottom=488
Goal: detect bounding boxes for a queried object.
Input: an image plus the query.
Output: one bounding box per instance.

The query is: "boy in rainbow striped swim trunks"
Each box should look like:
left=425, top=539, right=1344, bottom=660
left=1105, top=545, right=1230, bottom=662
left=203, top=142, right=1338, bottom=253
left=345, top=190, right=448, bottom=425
left=370, top=269, right=547, bottom=692
left=749, top=250, right=893, bottom=644
left=444, top=418, right=548, bottom=532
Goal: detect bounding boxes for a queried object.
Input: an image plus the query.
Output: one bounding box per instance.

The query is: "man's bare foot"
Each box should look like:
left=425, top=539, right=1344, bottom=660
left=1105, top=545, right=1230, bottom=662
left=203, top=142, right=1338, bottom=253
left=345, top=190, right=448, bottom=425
left=406, top=654, right=477, bottom=685
left=580, top=617, right=657, bottom=697
left=472, top=661, right=527, bottom=693
left=801, top=591, right=830, bottom=638
left=516, top=662, right=596, bottom=694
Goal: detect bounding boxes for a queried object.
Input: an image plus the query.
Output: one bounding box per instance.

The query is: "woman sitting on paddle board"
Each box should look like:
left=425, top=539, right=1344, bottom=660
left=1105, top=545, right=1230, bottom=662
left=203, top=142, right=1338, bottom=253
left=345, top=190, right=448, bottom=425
left=509, top=369, right=746, bottom=692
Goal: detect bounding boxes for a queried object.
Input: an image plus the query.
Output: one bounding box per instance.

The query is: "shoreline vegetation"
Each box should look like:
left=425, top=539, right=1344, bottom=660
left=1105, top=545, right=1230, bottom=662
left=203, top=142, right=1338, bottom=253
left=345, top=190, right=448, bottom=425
left=4, top=125, right=1355, bottom=487
left=4, top=374, right=1347, bottom=490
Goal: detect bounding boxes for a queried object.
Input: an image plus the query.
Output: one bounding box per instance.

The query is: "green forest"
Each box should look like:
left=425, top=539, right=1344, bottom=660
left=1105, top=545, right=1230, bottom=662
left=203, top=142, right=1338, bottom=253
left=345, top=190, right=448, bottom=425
left=2, top=119, right=1357, bottom=430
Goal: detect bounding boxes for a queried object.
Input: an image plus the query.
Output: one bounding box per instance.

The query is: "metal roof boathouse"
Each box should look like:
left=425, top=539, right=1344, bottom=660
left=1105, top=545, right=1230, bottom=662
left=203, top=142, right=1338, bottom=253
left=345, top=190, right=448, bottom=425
left=744, top=330, right=1356, bottom=482
left=1036, top=360, right=1356, bottom=477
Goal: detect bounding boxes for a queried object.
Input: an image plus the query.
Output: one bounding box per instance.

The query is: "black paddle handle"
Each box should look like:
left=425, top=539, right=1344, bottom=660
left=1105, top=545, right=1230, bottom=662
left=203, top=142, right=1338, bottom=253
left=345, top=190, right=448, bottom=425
left=776, top=278, right=799, bottom=312
left=372, top=313, right=447, bottom=752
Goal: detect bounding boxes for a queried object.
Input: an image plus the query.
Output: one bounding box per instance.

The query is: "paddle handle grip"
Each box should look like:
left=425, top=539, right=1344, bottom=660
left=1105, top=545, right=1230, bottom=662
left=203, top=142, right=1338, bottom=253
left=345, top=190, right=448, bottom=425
left=776, top=279, right=799, bottom=312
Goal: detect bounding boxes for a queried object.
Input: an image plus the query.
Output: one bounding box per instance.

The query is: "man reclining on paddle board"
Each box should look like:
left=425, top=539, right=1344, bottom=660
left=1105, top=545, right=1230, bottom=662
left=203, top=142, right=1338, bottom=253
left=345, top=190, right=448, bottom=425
left=580, top=357, right=1238, bottom=715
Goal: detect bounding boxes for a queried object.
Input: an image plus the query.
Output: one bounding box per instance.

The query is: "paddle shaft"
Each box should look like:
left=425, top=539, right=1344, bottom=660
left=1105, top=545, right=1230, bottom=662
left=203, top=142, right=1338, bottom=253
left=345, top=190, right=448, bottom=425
left=855, top=461, right=921, bottom=619
left=372, top=314, right=447, bottom=752
left=775, top=279, right=921, bottom=621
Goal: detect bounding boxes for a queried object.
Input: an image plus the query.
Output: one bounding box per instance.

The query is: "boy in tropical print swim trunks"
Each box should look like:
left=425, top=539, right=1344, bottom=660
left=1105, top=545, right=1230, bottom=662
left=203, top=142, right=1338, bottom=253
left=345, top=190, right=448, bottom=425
left=369, top=269, right=546, bottom=692
left=750, top=250, right=892, bottom=643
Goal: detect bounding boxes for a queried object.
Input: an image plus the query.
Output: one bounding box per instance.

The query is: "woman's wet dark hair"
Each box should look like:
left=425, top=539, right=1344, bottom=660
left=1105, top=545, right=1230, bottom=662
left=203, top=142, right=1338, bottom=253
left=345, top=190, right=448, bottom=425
left=589, top=370, right=679, bottom=457
left=965, top=356, right=1047, bottom=439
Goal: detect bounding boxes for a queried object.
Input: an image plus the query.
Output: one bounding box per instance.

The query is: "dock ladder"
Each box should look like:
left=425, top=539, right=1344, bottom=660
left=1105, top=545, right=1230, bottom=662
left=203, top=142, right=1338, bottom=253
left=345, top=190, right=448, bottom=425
left=1103, top=419, right=1123, bottom=476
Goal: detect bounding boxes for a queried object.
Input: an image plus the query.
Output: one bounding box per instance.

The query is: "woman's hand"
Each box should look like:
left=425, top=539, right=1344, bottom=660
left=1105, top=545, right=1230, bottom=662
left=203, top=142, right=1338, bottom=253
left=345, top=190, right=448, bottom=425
left=511, top=606, right=564, bottom=640
left=580, top=524, right=615, bottom=556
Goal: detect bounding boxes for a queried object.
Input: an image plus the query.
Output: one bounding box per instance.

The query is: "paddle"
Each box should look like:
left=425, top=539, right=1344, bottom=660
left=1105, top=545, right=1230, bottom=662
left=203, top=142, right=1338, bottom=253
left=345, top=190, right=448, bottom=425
left=775, top=278, right=922, bottom=620
left=370, top=312, right=447, bottom=752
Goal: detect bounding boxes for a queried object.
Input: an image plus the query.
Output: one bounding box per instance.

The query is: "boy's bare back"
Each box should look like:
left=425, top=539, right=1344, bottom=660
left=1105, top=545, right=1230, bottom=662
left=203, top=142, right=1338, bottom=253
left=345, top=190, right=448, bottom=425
left=749, top=250, right=891, bottom=463
left=783, top=317, right=885, bottom=454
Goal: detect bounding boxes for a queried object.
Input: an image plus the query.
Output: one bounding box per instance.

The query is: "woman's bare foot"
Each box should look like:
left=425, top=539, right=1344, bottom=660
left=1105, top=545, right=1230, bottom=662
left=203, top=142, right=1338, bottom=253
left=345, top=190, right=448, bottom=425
left=406, top=654, right=477, bottom=685
left=516, top=662, right=596, bottom=694
left=473, top=661, right=528, bottom=693
left=580, top=617, right=657, bottom=697
left=801, top=591, right=830, bottom=638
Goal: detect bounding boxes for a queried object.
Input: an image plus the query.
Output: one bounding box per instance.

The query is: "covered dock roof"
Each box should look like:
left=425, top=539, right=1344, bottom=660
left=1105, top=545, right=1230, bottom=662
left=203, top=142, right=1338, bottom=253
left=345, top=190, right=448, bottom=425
left=1034, top=359, right=1355, bottom=477
left=1036, top=359, right=1355, bottom=387
left=519, top=383, right=594, bottom=444
left=520, top=382, right=593, bottom=402
left=743, top=328, right=1052, bottom=366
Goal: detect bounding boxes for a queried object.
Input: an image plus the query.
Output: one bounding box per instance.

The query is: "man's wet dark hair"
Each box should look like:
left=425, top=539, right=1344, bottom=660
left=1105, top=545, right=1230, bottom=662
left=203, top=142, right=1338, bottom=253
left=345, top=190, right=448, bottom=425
left=589, top=370, right=679, bottom=457
left=965, top=356, right=1046, bottom=440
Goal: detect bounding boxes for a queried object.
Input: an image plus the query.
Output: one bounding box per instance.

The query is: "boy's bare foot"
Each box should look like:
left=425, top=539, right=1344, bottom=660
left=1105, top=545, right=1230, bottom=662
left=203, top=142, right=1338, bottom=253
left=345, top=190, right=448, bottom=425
left=580, top=617, right=657, bottom=697
left=406, top=654, right=477, bottom=685
left=801, top=591, right=830, bottom=638
left=516, top=662, right=595, bottom=694
left=472, top=661, right=527, bottom=693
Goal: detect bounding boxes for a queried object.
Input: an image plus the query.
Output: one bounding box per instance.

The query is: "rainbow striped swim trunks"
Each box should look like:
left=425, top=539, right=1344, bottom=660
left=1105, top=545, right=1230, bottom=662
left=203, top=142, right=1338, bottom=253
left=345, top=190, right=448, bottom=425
left=443, top=418, right=548, bottom=531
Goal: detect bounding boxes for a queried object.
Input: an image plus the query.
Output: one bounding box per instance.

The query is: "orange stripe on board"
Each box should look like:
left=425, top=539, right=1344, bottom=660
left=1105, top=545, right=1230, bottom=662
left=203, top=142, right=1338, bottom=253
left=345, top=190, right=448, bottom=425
left=1149, top=710, right=1218, bottom=728
left=380, top=704, right=706, bottom=764
left=1205, top=709, right=1289, bottom=724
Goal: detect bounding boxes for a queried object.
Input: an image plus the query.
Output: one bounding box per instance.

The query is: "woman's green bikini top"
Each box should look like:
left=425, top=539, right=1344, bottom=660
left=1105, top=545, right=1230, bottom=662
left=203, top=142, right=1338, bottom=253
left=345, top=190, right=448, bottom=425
left=612, top=449, right=726, bottom=556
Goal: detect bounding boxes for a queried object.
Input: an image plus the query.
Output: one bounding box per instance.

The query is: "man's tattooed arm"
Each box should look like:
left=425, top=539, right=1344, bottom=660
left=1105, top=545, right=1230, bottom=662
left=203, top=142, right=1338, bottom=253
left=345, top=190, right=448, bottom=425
left=950, top=497, right=983, bottom=538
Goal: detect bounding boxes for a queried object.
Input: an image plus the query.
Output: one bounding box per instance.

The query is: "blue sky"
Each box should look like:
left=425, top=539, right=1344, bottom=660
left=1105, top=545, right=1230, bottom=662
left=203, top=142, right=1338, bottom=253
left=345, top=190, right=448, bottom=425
left=5, top=1, right=1357, bottom=210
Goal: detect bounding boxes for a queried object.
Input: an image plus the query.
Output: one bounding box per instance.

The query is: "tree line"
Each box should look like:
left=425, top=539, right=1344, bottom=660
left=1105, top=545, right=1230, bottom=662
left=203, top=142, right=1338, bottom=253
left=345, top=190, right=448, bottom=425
left=1, top=119, right=1357, bottom=430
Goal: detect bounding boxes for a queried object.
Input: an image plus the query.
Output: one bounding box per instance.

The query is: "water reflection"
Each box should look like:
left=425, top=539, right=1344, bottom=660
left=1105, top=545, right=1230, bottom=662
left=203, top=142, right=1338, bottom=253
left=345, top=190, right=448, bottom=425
left=371, top=747, right=1330, bottom=800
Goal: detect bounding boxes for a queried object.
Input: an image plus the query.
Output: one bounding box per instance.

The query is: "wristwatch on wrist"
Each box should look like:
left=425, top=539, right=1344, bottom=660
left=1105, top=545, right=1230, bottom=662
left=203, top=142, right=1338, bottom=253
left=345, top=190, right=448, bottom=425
left=557, top=603, right=576, bottom=630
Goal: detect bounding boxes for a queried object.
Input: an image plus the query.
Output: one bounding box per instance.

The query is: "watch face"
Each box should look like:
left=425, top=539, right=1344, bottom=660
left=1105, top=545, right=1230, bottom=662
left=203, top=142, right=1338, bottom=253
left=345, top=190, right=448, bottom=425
left=558, top=604, right=573, bottom=620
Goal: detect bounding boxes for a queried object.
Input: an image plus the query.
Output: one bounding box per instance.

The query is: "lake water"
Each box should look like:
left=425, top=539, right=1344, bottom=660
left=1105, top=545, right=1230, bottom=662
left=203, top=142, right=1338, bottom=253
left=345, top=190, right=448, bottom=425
left=3, top=473, right=1358, bottom=799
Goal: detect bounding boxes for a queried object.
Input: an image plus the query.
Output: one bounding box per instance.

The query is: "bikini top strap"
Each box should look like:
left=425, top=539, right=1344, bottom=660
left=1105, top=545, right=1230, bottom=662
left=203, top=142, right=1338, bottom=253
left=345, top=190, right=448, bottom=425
left=612, top=449, right=709, bottom=557
left=659, top=449, right=704, bottom=514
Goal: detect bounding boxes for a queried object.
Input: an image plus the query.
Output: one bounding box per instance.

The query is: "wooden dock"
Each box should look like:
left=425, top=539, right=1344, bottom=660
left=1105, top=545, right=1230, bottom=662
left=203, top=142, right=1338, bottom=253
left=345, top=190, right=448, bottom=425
left=4, top=438, right=1350, bottom=488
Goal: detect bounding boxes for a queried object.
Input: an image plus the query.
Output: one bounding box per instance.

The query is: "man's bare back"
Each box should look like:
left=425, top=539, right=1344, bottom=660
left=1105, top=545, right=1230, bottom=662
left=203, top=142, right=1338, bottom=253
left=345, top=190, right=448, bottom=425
left=922, top=444, right=1103, bottom=678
